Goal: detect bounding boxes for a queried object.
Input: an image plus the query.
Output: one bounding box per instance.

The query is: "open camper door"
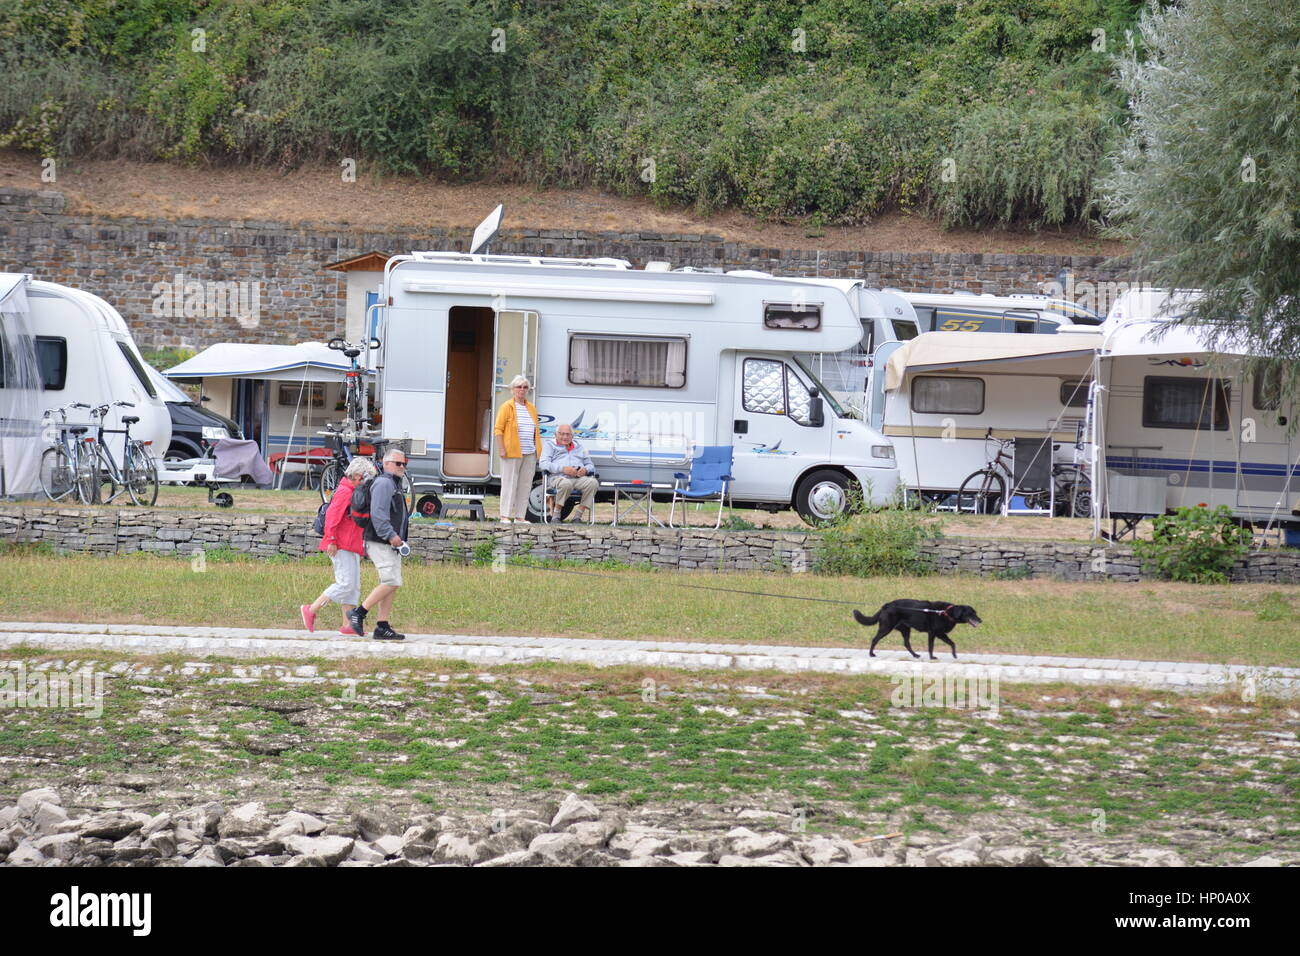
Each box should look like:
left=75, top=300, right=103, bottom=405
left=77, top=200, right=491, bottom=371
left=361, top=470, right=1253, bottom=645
left=489, top=309, right=539, bottom=478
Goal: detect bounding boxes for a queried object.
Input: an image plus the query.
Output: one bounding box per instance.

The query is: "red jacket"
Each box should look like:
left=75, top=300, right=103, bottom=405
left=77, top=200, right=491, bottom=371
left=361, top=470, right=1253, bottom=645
left=320, top=476, right=365, bottom=554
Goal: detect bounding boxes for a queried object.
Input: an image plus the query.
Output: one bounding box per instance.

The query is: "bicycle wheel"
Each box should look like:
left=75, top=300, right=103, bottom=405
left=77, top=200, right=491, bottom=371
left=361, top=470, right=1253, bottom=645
left=956, top=470, right=1005, bottom=515
left=39, top=446, right=76, bottom=501
left=89, top=444, right=119, bottom=504
left=74, top=444, right=98, bottom=504
left=125, top=441, right=159, bottom=507
left=319, top=461, right=343, bottom=503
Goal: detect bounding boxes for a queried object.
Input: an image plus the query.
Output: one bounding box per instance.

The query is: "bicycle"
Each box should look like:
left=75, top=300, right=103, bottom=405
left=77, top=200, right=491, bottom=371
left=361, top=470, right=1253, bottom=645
left=316, top=423, right=414, bottom=512
left=79, top=401, right=159, bottom=506
left=38, top=401, right=93, bottom=503
left=955, top=429, right=1051, bottom=515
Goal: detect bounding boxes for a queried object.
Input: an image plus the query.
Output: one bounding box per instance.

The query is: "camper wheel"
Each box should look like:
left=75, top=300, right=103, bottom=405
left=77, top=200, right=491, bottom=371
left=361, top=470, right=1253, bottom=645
left=214, top=492, right=234, bottom=508
left=416, top=494, right=442, bottom=518
left=795, top=470, right=852, bottom=525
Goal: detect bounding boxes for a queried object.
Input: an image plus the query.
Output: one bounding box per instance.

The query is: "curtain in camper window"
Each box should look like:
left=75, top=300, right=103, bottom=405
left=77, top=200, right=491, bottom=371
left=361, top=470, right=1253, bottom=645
left=1143, top=377, right=1230, bottom=430
left=568, top=334, right=686, bottom=388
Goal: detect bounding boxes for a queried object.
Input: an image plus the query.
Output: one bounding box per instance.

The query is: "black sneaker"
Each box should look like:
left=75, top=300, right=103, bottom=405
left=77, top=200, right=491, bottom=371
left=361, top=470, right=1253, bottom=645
left=373, top=623, right=405, bottom=642
left=347, top=607, right=367, bottom=638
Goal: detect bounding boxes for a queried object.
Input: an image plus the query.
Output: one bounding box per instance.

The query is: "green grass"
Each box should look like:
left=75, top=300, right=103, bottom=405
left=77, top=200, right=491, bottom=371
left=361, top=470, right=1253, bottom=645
left=1, top=546, right=1299, bottom=666
left=3, top=658, right=1296, bottom=849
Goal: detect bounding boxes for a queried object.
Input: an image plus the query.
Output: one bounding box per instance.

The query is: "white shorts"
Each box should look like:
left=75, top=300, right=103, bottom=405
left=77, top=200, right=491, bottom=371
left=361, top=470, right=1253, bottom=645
left=323, top=549, right=361, bottom=606
left=366, top=540, right=404, bottom=587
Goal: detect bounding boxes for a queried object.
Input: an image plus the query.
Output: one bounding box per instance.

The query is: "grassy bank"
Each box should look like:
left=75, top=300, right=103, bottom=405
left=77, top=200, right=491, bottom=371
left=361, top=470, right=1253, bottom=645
left=2, top=650, right=1296, bottom=858
left=1, top=546, right=1298, bottom=666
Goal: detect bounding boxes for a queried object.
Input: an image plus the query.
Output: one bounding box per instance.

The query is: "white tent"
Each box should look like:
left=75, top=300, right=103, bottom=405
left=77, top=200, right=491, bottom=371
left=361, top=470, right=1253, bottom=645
left=163, top=342, right=376, bottom=488
left=164, top=342, right=374, bottom=383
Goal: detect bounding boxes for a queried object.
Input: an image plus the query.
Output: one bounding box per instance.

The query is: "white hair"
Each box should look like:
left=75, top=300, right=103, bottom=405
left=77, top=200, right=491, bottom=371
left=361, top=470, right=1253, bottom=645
left=383, top=448, right=407, bottom=462
left=344, top=457, right=377, bottom=481
left=510, top=375, right=530, bottom=389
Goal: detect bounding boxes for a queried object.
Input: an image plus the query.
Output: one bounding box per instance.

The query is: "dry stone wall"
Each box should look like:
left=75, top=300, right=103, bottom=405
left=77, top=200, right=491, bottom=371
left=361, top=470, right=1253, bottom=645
left=3, top=506, right=1298, bottom=583
left=0, top=186, right=1130, bottom=351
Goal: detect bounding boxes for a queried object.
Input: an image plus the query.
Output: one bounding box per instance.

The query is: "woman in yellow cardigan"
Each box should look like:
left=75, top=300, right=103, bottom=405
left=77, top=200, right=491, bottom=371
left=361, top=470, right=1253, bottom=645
left=494, top=375, right=541, bottom=524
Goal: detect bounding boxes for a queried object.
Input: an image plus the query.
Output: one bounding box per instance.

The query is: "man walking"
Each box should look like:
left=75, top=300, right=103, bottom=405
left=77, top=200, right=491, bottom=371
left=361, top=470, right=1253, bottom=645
left=349, top=449, right=410, bottom=641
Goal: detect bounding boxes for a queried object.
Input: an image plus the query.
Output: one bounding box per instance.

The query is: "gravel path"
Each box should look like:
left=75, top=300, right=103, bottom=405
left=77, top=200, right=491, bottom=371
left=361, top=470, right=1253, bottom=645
left=2, top=621, right=1296, bottom=696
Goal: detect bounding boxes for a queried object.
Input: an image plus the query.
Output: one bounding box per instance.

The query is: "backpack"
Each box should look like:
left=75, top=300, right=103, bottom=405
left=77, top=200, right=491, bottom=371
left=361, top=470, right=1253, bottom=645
left=312, top=500, right=329, bottom=536
left=350, top=477, right=375, bottom=530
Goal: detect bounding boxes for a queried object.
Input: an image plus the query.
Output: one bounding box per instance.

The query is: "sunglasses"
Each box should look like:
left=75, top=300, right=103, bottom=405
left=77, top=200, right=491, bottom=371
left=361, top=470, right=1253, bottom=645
left=389, top=461, right=407, bottom=468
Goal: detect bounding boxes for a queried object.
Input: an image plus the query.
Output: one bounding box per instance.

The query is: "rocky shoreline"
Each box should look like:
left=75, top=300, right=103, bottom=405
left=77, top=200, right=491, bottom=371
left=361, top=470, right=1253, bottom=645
left=2, top=788, right=1292, bottom=868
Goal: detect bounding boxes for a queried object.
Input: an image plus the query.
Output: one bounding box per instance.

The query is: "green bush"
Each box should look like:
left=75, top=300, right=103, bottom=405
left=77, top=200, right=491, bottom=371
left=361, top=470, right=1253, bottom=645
left=1132, top=505, right=1254, bottom=584
left=815, top=508, right=942, bottom=577
left=0, top=0, right=1146, bottom=230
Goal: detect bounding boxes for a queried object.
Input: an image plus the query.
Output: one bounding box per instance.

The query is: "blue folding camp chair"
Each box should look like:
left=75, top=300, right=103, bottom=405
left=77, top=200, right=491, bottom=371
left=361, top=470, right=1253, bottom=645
left=668, top=446, right=734, bottom=528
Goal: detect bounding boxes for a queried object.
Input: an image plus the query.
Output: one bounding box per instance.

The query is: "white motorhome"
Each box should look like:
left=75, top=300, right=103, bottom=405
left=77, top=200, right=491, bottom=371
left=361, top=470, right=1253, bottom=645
left=374, top=253, right=900, bottom=523
left=0, top=274, right=170, bottom=497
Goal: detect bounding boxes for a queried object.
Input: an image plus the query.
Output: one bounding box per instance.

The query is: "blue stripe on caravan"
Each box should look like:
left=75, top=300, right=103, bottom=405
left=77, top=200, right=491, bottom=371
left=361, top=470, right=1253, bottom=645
left=1108, top=455, right=1297, bottom=477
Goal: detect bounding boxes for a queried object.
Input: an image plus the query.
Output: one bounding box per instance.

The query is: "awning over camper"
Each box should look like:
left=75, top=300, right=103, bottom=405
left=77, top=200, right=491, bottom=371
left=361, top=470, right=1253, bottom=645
left=884, top=331, right=1102, bottom=391
left=163, top=342, right=375, bottom=383
left=1100, top=320, right=1252, bottom=359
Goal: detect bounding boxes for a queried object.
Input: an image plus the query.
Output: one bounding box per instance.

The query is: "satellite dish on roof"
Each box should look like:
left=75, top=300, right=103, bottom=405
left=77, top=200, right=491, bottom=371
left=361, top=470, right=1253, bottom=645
left=470, top=204, right=504, bottom=255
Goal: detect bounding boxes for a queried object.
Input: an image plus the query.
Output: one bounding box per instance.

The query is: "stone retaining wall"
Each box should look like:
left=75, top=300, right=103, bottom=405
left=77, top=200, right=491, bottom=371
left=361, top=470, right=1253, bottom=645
left=3, top=506, right=1298, bottom=583
left=0, top=186, right=1130, bottom=351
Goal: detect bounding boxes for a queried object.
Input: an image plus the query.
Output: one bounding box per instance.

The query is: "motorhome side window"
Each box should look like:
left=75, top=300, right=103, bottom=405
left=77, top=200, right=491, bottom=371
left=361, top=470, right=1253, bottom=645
left=1142, top=376, right=1231, bottom=430
left=742, top=358, right=816, bottom=426
left=1253, top=365, right=1282, bottom=411
left=763, top=303, right=821, bottom=330
left=912, top=376, right=984, bottom=415
left=1059, top=379, right=1091, bottom=408
left=568, top=334, right=686, bottom=388
left=36, top=338, right=66, bottom=390
left=116, top=342, right=157, bottom=399
left=0, top=335, right=66, bottom=389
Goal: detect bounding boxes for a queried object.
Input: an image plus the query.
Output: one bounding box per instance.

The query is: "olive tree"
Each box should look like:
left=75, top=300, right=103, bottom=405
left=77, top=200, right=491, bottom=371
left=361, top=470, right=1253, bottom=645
left=1103, top=0, right=1300, bottom=360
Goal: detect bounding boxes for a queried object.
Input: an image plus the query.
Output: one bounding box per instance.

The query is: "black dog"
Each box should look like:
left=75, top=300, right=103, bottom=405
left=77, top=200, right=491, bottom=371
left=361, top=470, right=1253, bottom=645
left=852, top=600, right=982, bottom=660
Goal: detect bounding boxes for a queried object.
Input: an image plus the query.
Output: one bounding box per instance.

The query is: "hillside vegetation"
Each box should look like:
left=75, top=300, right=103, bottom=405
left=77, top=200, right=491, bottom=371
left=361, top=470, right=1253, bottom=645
left=0, top=0, right=1146, bottom=230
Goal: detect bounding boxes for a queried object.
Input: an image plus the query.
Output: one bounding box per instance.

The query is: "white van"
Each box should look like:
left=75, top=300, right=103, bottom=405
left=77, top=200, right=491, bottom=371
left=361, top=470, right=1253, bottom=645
left=374, top=253, right=900, bottom=523
left=0, top=274, right=170, bottom=497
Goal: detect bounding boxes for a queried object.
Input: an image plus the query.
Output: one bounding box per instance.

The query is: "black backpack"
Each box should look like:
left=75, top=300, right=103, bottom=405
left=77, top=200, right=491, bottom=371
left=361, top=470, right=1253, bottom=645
left=312, top=500, right=329, bottom=536
left=350, top=477, right=375, bottom=530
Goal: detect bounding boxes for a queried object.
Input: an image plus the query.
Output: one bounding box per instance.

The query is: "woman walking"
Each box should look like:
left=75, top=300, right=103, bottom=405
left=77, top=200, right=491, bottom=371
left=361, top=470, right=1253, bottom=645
left=301, top=456, right=377, bottom=634
left=493, top=375, right=540, bottom=524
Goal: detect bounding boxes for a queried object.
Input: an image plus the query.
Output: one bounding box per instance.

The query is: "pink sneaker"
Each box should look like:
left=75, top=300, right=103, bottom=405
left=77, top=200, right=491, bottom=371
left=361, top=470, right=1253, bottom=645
left=339, top=625, right=359, bottom=636
left=300, top=605, right=316, bottom=632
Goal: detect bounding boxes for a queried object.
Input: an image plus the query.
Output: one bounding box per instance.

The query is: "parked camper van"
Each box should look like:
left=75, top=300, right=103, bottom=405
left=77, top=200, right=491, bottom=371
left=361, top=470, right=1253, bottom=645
left=0, top=274, right=169, bottom=497
left=374, top=253, right=900, bottom=523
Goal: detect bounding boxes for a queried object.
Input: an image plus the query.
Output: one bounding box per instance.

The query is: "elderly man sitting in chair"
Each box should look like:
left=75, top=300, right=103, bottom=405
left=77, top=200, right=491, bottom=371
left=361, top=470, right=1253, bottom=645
left=541, top=423, right=598, bottom=522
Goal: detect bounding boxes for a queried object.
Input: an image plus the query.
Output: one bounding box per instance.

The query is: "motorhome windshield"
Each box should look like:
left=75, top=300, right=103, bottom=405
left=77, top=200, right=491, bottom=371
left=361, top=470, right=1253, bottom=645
left=792, top=355, right=850, bottom=419
left=893, top=319, right=919, bottom=340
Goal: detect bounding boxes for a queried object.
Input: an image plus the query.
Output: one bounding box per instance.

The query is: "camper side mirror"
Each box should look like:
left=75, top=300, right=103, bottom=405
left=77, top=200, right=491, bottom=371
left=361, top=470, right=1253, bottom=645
left=327, top=338, right=345, bottom=351
left=809, top=397, right=825, bottom=428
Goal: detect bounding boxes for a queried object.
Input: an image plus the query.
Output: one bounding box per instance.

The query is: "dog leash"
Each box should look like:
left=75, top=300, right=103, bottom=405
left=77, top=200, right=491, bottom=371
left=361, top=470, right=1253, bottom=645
left=502, top=561, right=861, bottom=606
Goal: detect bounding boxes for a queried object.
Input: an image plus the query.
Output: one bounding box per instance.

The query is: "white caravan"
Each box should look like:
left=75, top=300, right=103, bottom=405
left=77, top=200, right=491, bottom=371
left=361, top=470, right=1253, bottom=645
left=1094, top=290, right=1300, bottom=530
left=374, top=253, right=900, bottom=523
left=0, top=274, right=170, bottom=497
left=878, top=288, right=1300, bottom=532
left=879, top=329, right=1102, bottom=509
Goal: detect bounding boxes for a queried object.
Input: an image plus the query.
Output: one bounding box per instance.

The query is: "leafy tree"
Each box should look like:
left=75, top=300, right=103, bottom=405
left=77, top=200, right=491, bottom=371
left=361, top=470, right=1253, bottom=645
left=1103, top=0, right=1300, bottom=360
